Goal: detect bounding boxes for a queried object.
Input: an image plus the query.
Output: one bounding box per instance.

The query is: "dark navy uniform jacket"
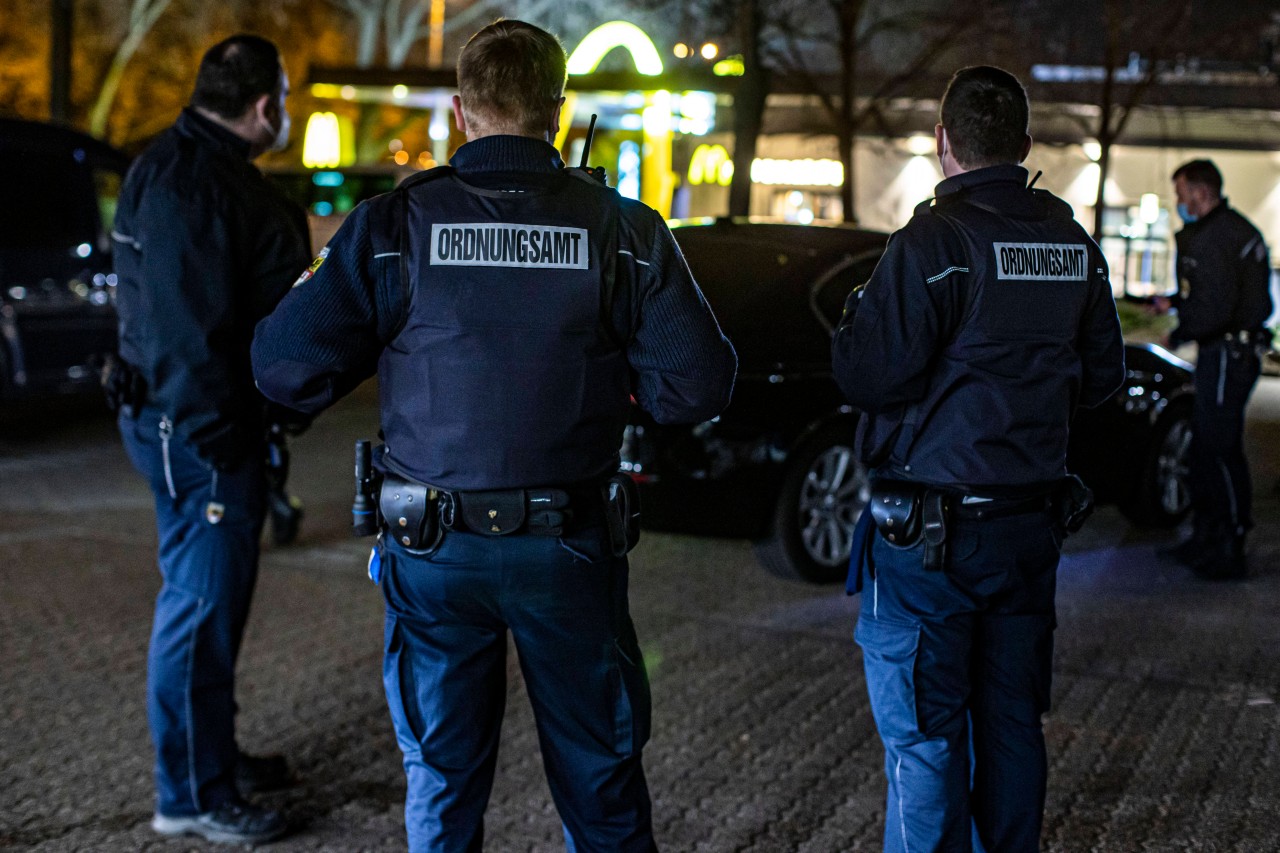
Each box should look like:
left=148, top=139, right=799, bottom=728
left=112, top=108, right=311, bottom=465
left=252, top=135, right=736, bottom=490
left=1169, top=201, right=1272, bottom=347
left=832, top=164, right=1125, bottom=494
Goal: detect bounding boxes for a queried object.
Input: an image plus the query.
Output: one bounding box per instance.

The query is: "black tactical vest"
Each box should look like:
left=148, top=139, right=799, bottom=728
left=371, top=168, right=630, bottom=491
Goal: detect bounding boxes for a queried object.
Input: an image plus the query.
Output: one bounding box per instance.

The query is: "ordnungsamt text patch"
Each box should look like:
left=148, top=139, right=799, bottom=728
left=430, top=223, right=588, bottom=270
left=993, top=242, right=1088, bottom=281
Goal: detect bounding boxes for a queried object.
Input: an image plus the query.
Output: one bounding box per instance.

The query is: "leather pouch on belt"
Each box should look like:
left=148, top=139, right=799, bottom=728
left=379, top=475, right=442, bottom=551
left=869, top=479, right=922, bottom=546
left=458, top=490, right=527, bottom=535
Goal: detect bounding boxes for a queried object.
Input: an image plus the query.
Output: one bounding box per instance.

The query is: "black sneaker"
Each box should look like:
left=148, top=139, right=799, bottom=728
left=151, top=801, right=288, bottom=845
left=236, top=752, right=294, bottom=795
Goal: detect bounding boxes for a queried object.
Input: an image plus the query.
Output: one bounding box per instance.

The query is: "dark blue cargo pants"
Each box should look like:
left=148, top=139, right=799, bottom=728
left=380, top=524, right=656, bottom=853
left=119, top=406, right=267, bottom=817
left=855, top=511, right=1060, bottom=853
left=1190, top=339, right=1261, bottom=539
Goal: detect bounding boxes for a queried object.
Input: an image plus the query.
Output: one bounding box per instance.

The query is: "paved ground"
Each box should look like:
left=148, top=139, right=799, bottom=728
left=3, top=380, right=1280, bottom=852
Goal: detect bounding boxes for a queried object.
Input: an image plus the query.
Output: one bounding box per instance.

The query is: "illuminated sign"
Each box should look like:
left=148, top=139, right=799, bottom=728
left=751, top=158, right=845, bottom=187
left=303, top=112, right=343, bottom=169
left=566, top=21, right=664, bottom=75
left=689, top=144, right=734, bottom=187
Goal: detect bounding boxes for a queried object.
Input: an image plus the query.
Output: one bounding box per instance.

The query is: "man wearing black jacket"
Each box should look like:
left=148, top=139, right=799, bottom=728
left=1155, top=160, right=1272, bottom=579
left=832, top=67, right=1124, bottom=852
left=252, top=20, right=735, bottom=852
left=112, top=35, right=310, bottom=845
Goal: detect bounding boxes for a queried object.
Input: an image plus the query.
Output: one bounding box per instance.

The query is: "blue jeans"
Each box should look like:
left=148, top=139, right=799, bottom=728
left=380, top=525, right=656, bottom=853
left=119, top=407, right=266, bottom=817
left=855, top=512, right=1060, bottom=853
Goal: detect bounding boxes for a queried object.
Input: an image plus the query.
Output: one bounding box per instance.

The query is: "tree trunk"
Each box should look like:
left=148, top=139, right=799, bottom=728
left=1092, top=143, right=1110, bottom=241
left=728, top=0, right=767, bottom=218
left=88, top=0, right=174, bottom=140
left=839, top=127, right=856, bottom=223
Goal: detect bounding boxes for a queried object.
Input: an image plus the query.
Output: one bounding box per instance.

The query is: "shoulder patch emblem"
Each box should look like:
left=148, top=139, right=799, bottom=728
left=293, top=246, right=330, bottom=287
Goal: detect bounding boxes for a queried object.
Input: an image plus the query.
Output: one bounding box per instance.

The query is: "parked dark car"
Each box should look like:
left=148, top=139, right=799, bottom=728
left=0, top=119, right=127, bottom=406
left=621, top=220, right=1195, bottom=582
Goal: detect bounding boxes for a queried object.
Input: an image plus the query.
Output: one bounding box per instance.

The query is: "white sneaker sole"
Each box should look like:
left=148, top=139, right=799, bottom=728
left=151, top=812, right=286, bottom=845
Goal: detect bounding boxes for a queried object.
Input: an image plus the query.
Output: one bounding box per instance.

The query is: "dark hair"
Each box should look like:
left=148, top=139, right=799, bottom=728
left=1172, top=159, right=1223, bottom=196
left=939, top=66, right=1030, bottom=169
left=190, top=34, right=282, bottom=119
left=457, top=20, right=566, bottom=135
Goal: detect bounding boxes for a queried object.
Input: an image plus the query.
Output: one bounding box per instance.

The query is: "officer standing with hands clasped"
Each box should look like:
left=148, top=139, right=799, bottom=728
left=252, top=19, right=736, bottom=852
left=1152, top=160, right=1272, bottom=580
left=832, top=66, right=1124, bottom=852
left=110, top=35, right=310, bottom=845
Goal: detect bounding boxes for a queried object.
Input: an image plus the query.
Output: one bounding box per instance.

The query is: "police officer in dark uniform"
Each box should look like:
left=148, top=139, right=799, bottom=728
left=251, top=20, right=736, bottom=852
left=832, top=66, right=1124, bottom=852
left=111, top=35, right=309, bottom=845
left=1154, top=160, right=1272, bottom=580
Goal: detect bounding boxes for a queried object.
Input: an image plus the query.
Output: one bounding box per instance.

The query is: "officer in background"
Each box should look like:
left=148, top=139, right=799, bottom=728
left=111, top=35, right=310, bottom=845
left=832, top=66, right=1124, bottom=852
left=1153, top=160, right=1272, bottom=580
left=251, top=19, right=736, bottom=852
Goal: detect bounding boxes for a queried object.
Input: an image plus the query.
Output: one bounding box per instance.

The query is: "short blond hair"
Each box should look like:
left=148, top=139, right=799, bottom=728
left=457, top=20, right=566, bottom=136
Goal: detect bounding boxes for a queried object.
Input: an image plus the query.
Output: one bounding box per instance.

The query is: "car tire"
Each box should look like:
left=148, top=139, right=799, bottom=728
left=1120, top=405, right=1193, bottom=528
left=755, top=421, right=869, bottom=583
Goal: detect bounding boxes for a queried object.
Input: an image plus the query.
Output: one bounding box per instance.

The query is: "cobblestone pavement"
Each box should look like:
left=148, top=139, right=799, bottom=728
left=3, top=383, right=1280, bottom=852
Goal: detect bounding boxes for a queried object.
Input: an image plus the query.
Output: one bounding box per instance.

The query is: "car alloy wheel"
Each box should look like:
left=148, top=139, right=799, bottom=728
left=1154, top=417, right=1192, bottom=517
left=797, top=445, right=869, bottom=568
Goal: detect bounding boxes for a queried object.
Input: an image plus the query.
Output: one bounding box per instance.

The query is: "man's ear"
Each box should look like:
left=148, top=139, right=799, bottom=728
left=1018, top=133, right=1033, bottom=164
left=549, top=96, right=566, bottom=139
left=253, top=92, right=275, bottom=128
left=935, top=123, right=946, bottom=160
left=451, top=94, right=468, bottom=135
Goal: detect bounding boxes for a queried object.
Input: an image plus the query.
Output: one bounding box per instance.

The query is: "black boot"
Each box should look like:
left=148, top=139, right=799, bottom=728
left=1191, top=536, right=1247, bottom=581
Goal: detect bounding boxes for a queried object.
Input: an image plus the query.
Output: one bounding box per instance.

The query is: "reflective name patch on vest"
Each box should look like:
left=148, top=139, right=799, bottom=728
left=430, top=223, right=588, bottom=269
left=993, top=242, right=1088, bottom=281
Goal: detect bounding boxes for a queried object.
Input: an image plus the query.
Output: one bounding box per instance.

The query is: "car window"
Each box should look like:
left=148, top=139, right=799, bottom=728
left=0, top=150, right=95, bottom=249
left=813, top=252, right=881, bottom=331
left=676, top=231, right=836, bottom=367
left=91, top=166, right=124, bottom=253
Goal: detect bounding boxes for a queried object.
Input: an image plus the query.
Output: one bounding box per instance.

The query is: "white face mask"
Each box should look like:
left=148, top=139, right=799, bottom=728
left=267, top=109, right=291, bottom=152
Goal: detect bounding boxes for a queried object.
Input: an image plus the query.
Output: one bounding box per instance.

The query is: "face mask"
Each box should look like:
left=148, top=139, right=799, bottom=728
left=267, top=111, right=291, bottom=153
left=1177, top=203, right=1198, bottom=224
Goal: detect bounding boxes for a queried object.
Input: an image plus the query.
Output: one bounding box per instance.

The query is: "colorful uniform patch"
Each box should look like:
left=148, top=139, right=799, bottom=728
left=293, top=246, right=330, bottom=287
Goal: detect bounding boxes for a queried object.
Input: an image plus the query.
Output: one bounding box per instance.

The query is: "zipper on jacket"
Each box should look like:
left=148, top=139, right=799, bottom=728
left=158, top=416, right=177, bottom=499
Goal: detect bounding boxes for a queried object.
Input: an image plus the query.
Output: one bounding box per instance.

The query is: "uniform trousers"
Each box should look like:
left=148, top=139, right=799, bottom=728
left=119, top=406, right=266, bottom=817
left=1190, top=339, right=1261, bottom=540
left=855, top=511, right=1060, bottom=853
left=380, top=525, right=656, bottom=853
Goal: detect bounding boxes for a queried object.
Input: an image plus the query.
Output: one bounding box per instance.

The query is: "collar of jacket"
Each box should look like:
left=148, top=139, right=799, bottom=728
left=450, top=135, right=565, bottom=175
left=175, top=107, right=254, bottom=161
left=934, top=163, right=1029, bottom=201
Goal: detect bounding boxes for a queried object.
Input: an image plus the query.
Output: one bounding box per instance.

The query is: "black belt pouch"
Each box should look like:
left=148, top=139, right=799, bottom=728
left=457, top=490, right=527, bottom=535
left=869, top=479, right=923, bottom=546
left=380, top=474, right=442, bottom=551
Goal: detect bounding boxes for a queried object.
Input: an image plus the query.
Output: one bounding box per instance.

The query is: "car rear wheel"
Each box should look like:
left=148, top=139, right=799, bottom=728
left=1121, top=406, right=1193, bottom=527
left=756, top=422, right=869, bottom=583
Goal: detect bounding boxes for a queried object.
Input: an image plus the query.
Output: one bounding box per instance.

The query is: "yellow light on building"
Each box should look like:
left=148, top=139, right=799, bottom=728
left=713, top=55, right=745, bottom=77
left=750, top=158, right=845, bottom=187
left=689, top=144, right=733, bottom=187
left=567, top=21, right=664, bottom=75
left=674, top=42, right=689, bottom=58
left=302, top=111, right=342, bottom=169
left=394, top=150, right=410, bottom=166
left=700, top=43, right=718, bottom=60
left=1082, top=139, right=1102, bottom=162
left=392, top=84, right=409, bottom=100
left=906, top=134, right=935, bottom=157
left=340, top=85, right=356, bottom=100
